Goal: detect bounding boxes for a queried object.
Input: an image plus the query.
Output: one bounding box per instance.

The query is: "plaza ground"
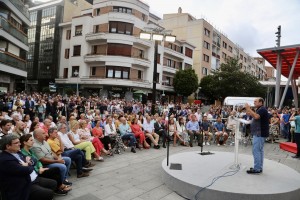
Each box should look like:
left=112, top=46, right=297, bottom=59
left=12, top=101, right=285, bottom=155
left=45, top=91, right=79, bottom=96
left=57, top=139, right=300, bottom=200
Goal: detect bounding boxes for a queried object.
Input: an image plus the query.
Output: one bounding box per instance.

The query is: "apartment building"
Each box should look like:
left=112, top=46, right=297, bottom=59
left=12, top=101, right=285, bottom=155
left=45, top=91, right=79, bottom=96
left=160, top=8, right=266, bottom=81
left=26, top=0, right=91, bottom=91
left=0, top=0, right=30, bottom=93
left=55, top=0, right=194, bottom=100
left=264, top=66, right=275, bottom=80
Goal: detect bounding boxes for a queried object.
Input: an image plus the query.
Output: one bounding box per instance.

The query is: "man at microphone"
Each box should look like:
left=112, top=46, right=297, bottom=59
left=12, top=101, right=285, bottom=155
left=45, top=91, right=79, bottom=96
left=245, top=98, right=269, bottom=174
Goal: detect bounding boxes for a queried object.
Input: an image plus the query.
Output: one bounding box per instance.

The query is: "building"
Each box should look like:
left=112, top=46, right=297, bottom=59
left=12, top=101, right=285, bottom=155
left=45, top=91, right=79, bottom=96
left=160, top=8, right=266, bottom=81
left=0, top=0, right=30, bottom=93
left=264, top=66, right=275, bottom=80
left=55, top=0, right=194, bottom=101
left=26, top=0, right=91, bottom=91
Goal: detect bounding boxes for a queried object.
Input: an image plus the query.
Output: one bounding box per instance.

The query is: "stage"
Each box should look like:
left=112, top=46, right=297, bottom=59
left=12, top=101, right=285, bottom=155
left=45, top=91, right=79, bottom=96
left=162, top=151, right=300, bottom=200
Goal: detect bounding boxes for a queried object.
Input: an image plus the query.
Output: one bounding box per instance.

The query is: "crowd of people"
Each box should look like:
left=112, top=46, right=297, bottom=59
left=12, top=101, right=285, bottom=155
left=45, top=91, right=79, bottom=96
left=0, top=92, right=298, bottom=199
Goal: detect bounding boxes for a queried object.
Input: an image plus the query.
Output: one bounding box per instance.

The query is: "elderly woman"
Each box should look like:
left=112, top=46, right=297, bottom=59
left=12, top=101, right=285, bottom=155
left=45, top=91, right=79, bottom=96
left=79, top=120, right=111, bottom=157
left=20, top=134, right=71, bottom=195
left=104, top=117, right=126, bottom=154
left=68, top=120, right=103, bottom=161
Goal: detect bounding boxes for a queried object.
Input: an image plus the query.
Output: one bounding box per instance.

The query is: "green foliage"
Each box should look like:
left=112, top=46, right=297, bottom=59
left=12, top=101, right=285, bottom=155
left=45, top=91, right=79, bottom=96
left=200, top=57, right=266, bottom=101
left=173, top=68, right=199, bottom=96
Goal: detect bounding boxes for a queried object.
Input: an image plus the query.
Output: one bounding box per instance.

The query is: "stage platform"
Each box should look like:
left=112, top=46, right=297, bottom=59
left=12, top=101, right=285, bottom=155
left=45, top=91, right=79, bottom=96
left=280, top=142, right=297, bottom=154
left=162, top=151, right=300, bottom=200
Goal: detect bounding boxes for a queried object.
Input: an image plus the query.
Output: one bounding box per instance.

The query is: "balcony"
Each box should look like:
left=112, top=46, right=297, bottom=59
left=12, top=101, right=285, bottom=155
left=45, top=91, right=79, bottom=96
left=8, top=0, right=30, bottom=19
left=84, top=53, right=151, bottom=68
left=0, top=17, right=28, bottom=45
left=164, top=47, right=185, bottom=60
left=85, top=32, right=152, bottom=48
left=0, top=50, right=26, bottom=71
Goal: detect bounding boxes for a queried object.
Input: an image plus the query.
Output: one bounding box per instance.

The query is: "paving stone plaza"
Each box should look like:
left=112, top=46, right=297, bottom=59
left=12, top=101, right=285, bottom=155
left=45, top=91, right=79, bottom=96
left=57, top=139, right=300, bottom=200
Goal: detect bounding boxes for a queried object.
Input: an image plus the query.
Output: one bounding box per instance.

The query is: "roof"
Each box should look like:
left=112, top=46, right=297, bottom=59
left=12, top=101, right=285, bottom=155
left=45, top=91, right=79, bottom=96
left=257, top=44, right=300, bottom=78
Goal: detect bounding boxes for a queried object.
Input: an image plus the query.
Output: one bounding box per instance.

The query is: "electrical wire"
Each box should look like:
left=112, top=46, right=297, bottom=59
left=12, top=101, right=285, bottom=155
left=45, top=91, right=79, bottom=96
left=194, top=165, right=241, bottom=200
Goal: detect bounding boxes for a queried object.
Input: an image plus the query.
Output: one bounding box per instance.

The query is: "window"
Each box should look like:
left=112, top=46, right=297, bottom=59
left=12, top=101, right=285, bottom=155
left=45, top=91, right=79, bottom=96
left=228, top=46, right=232, bottom=53
left=94, top=25, right=100, bottom=33
left=203, top=41, right=210, bottom=50
left=75, top=25, right=82, bottom=36
left=64, top=48, right=70, bottom=59
left=222, top=41, right=227, bottom=49
left=167, top=59, right=172, bottom=67
left=222, top=52, right=227, bottom=59
left=91, top=67, right=96, bottom=76
left=142, top=14, right=146, bottom=21
left=156, top=73, right=159, bottom=83
left=72, top=66, right=79, bottom=77
left=240, top=54, right=243, bottom=60
left=203, top=54, right=209, bottom=62
left=107, top=43, right=132, bottom=57
left=202, top=67, right=208, bottom=75
left=73, top=45, right=81, bottom=56
left=204, top=28, right=210, bottom=37
left=63, top=68, right=68, bottom=78
left=66, top=30, right=71, bottom=40
left=157, top=54, right=161, bottom=64
left=113, top=6, right=132, bottom=14
left=106, top=67, right=130, bottom=79
left=185, top=47, right=193, bottom=58
left=185, top=63, right=192, bottom=69
left=95, top=8, right=100, bottom=16
left=244, top=57, right=247, bottom=62
left=109, top=21, right=133, bottom=35
left=138, top=70, right=142, bottom=79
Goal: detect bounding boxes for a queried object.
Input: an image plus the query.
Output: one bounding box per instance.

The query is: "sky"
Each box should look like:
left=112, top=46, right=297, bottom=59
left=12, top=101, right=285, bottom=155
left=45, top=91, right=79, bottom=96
left=144, top=0, right=300, bottom=60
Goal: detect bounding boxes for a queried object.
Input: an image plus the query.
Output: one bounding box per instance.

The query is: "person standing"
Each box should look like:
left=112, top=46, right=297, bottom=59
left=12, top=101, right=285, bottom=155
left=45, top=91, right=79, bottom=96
left=245, top=97, right=269, bottom=174
left=289, top=110, right=300, bottom=158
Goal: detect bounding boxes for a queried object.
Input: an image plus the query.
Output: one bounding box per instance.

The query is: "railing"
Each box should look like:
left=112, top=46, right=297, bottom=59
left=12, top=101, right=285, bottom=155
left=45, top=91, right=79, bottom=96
left=8, top=0, right=30, bottom=19
left=0, top=50, right=26, bottom=71
left=0, top=17, right=28, bottom=45
left=81, top=76, right=150, bottom=83
left=85, top=53, right=149, bottom=61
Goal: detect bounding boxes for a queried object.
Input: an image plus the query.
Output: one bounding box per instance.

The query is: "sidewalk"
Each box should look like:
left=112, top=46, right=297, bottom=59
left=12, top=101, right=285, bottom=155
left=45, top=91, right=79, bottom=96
left=57, top=140, right=300, bottom=200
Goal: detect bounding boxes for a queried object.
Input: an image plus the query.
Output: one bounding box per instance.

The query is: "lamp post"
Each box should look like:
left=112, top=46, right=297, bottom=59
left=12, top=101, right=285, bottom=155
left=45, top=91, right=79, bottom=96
left=140, top=31, right=176, bottom=115
left=73, top=70, right=79, bottom=96
left=197, top=87, right=202, bottom=100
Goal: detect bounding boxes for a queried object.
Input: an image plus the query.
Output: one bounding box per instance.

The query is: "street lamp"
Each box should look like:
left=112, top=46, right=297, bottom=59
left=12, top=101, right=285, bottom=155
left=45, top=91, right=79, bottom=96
left=140, top=31, right=176, bottom=115
left=73, top=70, right=79, bottom=96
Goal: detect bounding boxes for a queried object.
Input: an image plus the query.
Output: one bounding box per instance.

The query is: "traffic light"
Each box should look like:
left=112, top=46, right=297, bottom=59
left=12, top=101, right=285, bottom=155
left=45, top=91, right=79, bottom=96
left=275, top=25, right=281, bottom=47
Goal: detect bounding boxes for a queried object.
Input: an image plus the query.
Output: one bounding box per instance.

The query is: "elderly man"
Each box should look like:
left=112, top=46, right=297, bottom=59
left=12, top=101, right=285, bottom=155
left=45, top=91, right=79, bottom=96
left=154, top=117, right=167, bottom=148
left=186, top=114, right=202, bottom=147
left=47, top=127, right=90, bottom=178
left=143, top=116, right=160, bottom=149
left=41, top=119, right=52, bottom=139
left=118, top=117, right=137, bottom=153
left=11, top=121, right=26, bottom=138
left=31, top=128, right=72, bottom=186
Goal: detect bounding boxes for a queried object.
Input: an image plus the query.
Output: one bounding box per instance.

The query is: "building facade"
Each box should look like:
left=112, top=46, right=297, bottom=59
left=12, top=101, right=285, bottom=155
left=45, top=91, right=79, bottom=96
left=160, top=8, right=266, bottom=81
left=55, top=0, right=194, bottom=101
left=26, top=0, right=91, bottom=91
left=0, top=0, right=30, bottom=93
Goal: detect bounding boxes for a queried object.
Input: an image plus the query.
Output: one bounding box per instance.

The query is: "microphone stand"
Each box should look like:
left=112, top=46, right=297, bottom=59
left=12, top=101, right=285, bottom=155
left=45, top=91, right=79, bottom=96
left=167, top=119, right=170, bottom=166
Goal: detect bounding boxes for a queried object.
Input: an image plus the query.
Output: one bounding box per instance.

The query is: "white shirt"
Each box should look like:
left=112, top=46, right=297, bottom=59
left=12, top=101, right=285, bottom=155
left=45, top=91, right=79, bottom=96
left=104, top=123, right=117, bottom=136
left=143, top=121, right=154, bottom=133
left=58, top=131, right=75, bottom=149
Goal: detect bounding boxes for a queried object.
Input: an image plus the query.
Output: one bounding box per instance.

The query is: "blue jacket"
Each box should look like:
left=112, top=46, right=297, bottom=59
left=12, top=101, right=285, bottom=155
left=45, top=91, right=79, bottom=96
left=0, top=151, right=34, bottom=200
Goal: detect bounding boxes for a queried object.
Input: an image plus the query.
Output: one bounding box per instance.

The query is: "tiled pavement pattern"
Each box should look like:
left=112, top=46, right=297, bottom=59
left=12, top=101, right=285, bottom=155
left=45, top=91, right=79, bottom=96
left=57, top=139, right=300, bottom=200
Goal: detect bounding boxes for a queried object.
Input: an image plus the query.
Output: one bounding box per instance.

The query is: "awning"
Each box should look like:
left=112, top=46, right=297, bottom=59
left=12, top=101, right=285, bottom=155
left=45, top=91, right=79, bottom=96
left=257, top=44, right=300, bottom=78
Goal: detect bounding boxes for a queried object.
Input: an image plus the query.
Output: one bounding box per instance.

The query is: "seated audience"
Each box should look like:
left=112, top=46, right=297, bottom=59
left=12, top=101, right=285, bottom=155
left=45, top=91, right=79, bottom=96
left=130, top=118, right=150, bottom=149
left=214, top=116, right=228, bottom=146
left=118, top=117, right=137, bottom=153
left=143, top=116, right=160, bottom=149
left=186, top=114, right=202, bottom=147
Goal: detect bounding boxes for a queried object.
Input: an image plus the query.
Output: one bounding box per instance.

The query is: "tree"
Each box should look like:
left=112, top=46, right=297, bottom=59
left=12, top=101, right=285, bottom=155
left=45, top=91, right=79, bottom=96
left=173, top=68, right=199, bottom=97
left=200, top=58, right=266, bottom=101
